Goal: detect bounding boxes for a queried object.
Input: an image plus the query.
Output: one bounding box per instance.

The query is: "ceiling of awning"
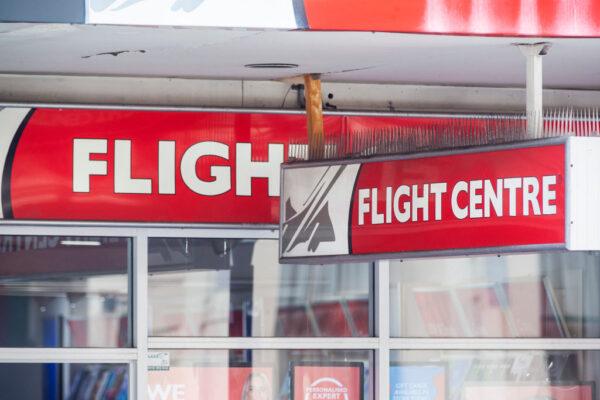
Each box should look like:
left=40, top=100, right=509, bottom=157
left=0, top=23, right=599, bottom=90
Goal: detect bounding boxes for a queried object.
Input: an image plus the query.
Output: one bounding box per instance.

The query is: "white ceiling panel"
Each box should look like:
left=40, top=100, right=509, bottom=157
left=0, top=23, right=599, bottom=89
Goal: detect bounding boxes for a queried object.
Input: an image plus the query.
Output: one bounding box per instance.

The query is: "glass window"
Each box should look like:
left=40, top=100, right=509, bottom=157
left=148, top=349, right=372, bottom=400
left=390, top=349, right=598, bottom=400
left=0, top=363, right=128, bottom=399
left=390, top=252, right=600, bottom=338
left=0, top=235, right=131, bottom=347
left=148, top=238, right=372, bottom=337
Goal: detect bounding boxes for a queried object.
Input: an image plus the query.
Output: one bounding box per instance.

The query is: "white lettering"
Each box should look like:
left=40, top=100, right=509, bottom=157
left=385, top=186, right=392, bottom=223
left=451, top=181, right=468, bottom=219
left=148, top=384, right=186, bottom=400
left=504, top=177, right=522, bottom=216
left=411, top=184, right=429, bottom=222
left=371, top=188, right=384, bottom=224
left=542, top=175, right=557, bottom=214
left=114, top=140, right=152, bottom=194
left=430, top=183, right=447, bottom=221
left=469, top=180, right=483, bottom=218
left=181, top=141, right=230, bottom=196
left=158, top=141, right=176, bottom=194
left=484, top=179, right=503, bottom=217
left=393, top=185, right=411, bottom=223
left=358, top=188, right=370, bottom=225
left=522, top=176, right=541, bottom=215
left=236, top=143, right=284, bottom=197
left=73, top=139, right=107, bottom=193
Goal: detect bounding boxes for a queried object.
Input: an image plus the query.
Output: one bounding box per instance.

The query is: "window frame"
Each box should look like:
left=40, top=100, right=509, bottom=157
left=0, top=221, right=598, bottom=400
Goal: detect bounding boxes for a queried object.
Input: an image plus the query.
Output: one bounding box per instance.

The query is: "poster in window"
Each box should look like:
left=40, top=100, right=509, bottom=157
left=390, top=363, right=447, bottom=400
left=291, top=362, right=364, bottom=400
left=462, top=382, right=595, bottom=400
left=148, top=365, right=273, bottom=400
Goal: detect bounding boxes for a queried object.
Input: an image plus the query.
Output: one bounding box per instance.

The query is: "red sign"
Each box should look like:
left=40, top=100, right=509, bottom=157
left=291, top=362, right=364, bottom=400
left=148, top=366, right=273, bottom=400
left=0, top=108, right=346, bottom=224
left=281, top=142, right=566, bottom=261
left=303, top=0, right=600, bottom=37
left=351, top=144, right=565, bottom=254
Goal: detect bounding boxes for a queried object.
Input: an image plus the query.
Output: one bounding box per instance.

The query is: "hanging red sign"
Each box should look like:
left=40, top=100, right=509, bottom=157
left=280, top=138, right=600, bottom=262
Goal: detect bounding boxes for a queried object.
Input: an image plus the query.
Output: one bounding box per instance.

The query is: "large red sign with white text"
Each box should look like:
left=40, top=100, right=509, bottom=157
left=0, top=108, right=345, bottom=224
left=280, top=142, right=566, bottom=260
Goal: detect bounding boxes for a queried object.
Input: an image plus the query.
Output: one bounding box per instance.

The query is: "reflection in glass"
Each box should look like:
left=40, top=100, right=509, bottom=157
left=148, top=238, right=372, bottom=337
left=390, top=350, right=598, bottom=400
left=149, top=349, right=372, bottom=400
left=0, top=363, right=128, bottom=399
left=0, top=235, right=131, bottom=347
left=390, top=252, right=600, bottom=338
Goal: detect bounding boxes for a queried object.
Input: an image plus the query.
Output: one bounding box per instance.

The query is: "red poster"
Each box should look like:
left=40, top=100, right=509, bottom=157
left=148, top=366, right=273, bottom=400
left=291, top=362, right=364, bottom=400
left=463, top=383, right=595, bottom=400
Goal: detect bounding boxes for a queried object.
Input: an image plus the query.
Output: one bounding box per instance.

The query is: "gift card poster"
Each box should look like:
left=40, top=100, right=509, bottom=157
left=390, top=364, right=446, bottom=400
left=292, top=363, right=364, bottom=400
left=463, top=384, right=594, bottom=400
left=148, top=366, right=273, bottom=400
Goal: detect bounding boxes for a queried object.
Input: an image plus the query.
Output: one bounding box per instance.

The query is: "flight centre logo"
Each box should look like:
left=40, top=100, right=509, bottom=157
left=281, top=164, right=360, bottom=258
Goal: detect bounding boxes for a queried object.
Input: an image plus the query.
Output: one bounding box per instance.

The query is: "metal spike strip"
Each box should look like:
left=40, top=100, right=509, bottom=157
left=287, top=107, right=600, bottom=162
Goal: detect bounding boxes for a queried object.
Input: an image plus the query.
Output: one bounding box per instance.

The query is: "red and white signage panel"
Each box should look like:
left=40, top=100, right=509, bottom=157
left=291, top=362, right=364, bottom=400
left=279, top=138, right=600, bottom=261
left=0, top=107, right=345, bottom=224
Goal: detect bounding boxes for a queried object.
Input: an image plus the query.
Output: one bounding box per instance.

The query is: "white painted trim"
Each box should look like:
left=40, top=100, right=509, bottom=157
left=148, top=337, right=380, bottom=350
left=0, top=225, right=138, bottom=236
left=375, top=260, right=390, bottom=400
left=388, top=338, right=600, bottom=350
left=566, top=137, right=600, bottom=250
left=0, top=219, right=279, bottom=231
left=0, top=348, right=137, bottom=363
left=134, top=234, right=149, bottom=400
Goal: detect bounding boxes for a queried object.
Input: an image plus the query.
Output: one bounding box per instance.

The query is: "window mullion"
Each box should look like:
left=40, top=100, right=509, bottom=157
left=134, top=232, right=149, bottom=400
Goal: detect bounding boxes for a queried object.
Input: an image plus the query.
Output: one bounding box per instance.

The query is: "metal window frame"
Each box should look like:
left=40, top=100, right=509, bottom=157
left=0, top=223, right=599, bottom=400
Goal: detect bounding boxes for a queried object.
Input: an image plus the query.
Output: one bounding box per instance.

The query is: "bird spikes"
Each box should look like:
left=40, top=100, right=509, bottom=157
left=288, top=108, right=600, bottom=162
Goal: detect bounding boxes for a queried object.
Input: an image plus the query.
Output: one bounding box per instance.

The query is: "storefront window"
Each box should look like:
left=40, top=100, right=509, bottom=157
left=148, top=238, right=372, bottom=337
left=0, top=235, right=131, bottom=347
left=390, top=349, right=598, bottom=400
left=148, top=349, right=372, bottom=400
left=0, top=363, right=128, bottom=399
left=389, top=252, right=600, bottom=338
